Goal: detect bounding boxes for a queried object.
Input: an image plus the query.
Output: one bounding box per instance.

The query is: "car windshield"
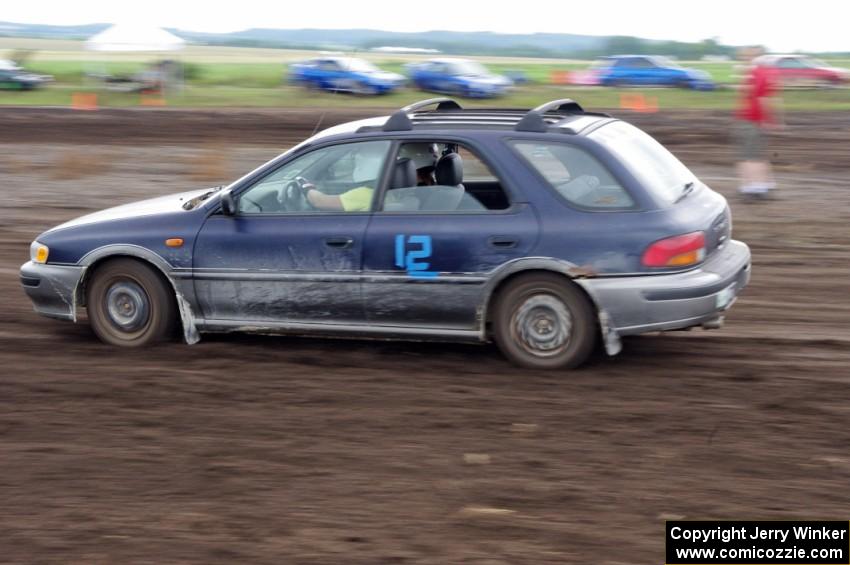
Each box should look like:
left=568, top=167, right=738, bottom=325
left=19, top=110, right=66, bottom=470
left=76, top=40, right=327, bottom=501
left=450, top=61, right=489, bottom=76
left=589, top=121, right=696, bottom=206
left=801, top=57, right=826, bottom=68
left=653, top=56, right=682, bottom=69
left=342, top=59, right=379, bottom=73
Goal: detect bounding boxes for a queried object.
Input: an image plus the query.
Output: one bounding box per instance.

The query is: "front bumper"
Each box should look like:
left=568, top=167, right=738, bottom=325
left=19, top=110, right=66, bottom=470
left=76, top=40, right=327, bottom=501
left=580, top=239, right=751, bottom=336
left=19, top=261, right=85, bottom=321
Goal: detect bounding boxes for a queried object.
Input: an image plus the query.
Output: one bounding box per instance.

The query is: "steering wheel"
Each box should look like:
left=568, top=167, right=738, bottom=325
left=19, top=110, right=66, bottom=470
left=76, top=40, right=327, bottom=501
left=279, top=176, right=316, bottom=212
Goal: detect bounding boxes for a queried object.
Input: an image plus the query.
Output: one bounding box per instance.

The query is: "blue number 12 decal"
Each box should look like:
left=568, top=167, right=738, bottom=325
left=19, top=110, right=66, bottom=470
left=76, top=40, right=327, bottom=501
left=395, top=235, right=438, bottom=279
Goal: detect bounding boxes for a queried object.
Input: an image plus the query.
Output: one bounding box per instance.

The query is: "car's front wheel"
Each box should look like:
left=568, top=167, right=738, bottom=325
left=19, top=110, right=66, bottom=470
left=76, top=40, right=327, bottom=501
left=86, top=259, right=177, bottom=347
left=492, top=274, right=596, bottom=369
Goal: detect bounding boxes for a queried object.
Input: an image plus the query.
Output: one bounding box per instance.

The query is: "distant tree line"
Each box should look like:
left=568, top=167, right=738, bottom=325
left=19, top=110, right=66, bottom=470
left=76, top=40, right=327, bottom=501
left=200, top=35, right=741, bottom=60
left=576, top=36, right=739, bottom=59
left=5, top=21, right=819, bottom=60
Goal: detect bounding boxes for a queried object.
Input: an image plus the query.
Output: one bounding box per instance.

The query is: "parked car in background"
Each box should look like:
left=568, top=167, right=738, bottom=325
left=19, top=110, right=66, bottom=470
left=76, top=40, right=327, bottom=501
left=87, top=59, right=181, bottom=93
left=408, top=58, right=512, bottom=98
left=0, top=59, right=52, bottom=90
left=753, top=54, right=849, bottom=87
left=594, top=55, right=714, bottom=90
left=288, top=56, right=405, bottom=95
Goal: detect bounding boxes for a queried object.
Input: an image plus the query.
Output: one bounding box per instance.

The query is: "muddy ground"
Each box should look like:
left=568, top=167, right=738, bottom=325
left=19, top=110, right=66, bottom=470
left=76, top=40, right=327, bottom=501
left=1, top=107, right=849, bottom=564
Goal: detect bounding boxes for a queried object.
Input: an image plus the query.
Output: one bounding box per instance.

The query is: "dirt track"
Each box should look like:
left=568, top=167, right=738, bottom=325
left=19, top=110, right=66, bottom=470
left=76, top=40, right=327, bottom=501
left=1, top=107, right=850, bottom=563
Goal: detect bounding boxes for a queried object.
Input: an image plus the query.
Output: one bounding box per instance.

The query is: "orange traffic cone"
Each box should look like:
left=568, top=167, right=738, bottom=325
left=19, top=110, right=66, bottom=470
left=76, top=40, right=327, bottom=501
left=619, top=93, right=659, bottom=113
left=140, top=91, right=167, bottom=106
left=550, top=70, right=571, bottom=85
left=71, top=92, right=98, bottom=111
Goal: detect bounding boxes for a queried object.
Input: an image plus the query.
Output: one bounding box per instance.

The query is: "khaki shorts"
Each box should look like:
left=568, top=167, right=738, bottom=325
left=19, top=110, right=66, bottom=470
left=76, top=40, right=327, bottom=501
left=735, top=122, right=766, bottom=160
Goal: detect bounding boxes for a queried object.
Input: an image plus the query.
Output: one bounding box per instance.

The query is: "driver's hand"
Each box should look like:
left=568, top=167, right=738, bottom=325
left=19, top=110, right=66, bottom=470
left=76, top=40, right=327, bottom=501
left=300, top=181, right=316, bottom=193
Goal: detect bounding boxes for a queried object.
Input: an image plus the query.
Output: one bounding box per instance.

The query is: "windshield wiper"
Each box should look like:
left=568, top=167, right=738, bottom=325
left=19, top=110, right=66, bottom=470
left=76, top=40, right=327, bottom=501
left=674, top=181, right=696, bottom=203
left=182, top=185, right=223, bottom=210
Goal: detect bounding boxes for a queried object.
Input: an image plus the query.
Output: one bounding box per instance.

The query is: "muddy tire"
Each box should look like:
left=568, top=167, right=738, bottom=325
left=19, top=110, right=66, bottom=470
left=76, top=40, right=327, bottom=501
left=492, top=274, right=596, bottom=370
left=86, top=259, right=177, bottom=347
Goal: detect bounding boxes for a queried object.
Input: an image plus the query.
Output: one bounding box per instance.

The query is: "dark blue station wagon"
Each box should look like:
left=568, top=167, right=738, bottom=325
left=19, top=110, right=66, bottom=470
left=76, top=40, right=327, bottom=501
left=21, top=98, right=751, bottom=369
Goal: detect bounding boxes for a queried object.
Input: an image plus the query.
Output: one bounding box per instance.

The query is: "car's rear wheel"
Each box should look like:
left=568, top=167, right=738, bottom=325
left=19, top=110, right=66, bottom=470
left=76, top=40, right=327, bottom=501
left=86, top=259, right=176, bottom=347
left=492, top=274, right=596, bottom=370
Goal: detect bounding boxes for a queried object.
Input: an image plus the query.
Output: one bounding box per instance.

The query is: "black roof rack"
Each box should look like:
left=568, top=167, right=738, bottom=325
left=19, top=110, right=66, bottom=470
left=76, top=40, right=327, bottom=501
left=356, top=97, right=604, bottom=135
left=514, top=99, right=585, bottom=133
left=383, top=98, right=462, bottom=131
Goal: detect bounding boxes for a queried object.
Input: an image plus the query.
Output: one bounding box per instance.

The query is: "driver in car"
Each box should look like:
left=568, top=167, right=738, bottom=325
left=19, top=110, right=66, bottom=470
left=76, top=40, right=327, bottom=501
left=298, top=142, right=388, bottom=212
left=302, top=183, right=372, bottom=211
left=301, top=143, right=440, bottom=211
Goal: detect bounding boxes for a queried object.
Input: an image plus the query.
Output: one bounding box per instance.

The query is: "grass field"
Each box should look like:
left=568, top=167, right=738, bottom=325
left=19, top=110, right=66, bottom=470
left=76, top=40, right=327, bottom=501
left=2, top=38, right=849, bottom=110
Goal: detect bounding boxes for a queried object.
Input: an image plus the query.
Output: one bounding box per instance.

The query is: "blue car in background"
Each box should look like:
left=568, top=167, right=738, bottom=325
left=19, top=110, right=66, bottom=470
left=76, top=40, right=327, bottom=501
left=595, top=55, right=714, bottom=90
left=408, top=58, right=512, bottom=98
left=289, top=56, right=405, bottom=95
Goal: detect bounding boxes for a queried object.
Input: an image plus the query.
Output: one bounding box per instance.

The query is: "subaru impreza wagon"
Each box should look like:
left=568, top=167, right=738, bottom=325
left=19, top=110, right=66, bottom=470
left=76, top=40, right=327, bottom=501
left=21, top=98, right=750, bottom=369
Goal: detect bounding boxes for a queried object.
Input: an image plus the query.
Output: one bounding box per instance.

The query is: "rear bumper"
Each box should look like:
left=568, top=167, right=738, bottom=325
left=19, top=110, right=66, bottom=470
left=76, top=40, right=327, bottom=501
left=19, top=261, right=85, bottom=321
left=580, top=240, right=751, bottom=336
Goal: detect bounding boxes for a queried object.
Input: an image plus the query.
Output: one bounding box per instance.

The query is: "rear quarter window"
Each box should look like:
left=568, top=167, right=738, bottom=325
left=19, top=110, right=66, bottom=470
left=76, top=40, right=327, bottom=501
left=510, top=141, right=635, bottom=210
left=588, top=121, right=696, bottom=206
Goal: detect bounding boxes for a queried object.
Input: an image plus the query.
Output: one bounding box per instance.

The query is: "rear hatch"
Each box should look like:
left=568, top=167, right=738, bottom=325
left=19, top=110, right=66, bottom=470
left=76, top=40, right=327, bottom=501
left=671, top=183, right=731, bottom=259
left=588, top=120, right=732, bottom=270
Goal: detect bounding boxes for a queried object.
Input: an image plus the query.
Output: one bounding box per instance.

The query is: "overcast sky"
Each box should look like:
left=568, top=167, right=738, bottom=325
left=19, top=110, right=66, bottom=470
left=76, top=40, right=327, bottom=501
left=4, top=0, right=848, bottom=52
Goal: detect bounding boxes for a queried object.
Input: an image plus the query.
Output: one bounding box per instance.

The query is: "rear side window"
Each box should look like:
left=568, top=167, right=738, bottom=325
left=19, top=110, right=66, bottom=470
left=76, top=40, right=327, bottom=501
left=588, top=121, right=696, bottom=206
left=510, top=141, right=635, bottom=209
left=457, top=146, right=496, bottom=182
left=380, top=141, right=511, bottom=213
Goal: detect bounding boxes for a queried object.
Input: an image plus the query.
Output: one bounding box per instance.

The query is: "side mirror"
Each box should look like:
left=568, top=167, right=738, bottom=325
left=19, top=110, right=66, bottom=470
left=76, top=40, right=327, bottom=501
left=220, top=189, right=236, bottom=216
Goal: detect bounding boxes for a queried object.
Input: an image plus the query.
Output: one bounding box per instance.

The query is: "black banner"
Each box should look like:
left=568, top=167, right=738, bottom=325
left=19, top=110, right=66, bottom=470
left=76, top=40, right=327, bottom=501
left=666, top=521, right=850, bottom=564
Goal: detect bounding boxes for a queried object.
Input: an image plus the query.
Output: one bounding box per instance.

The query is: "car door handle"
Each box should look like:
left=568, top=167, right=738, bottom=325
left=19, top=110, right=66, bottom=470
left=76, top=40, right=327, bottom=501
left=488, top=236, right=518, bottom=249
left=324, top=237, right=354, bottom=249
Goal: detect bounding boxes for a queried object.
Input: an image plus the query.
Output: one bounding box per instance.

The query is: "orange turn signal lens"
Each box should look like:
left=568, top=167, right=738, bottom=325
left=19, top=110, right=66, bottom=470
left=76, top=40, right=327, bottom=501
left=35, top=246, right=49, bottom=263
left=665, top=249, right=705, bottom=267
left=165, top=238, right=184, bottom=248
left=30, top=241, right=49, bottom=264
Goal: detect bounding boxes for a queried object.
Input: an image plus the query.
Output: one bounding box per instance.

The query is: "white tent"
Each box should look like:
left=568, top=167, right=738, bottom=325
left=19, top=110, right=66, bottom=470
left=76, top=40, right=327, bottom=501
left=83, top=24, right=187, bottom=96
left=85, top=23, right=185, bottom=52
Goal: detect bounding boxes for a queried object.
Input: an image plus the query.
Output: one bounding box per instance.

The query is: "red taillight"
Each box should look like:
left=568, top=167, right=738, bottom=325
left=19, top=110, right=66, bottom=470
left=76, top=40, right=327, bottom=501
left=642, top=231, right=706, bottom=268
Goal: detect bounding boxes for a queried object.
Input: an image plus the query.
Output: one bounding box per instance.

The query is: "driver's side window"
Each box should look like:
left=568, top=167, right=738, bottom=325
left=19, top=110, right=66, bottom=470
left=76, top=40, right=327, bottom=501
left=237, top=140, right=391, bottom=214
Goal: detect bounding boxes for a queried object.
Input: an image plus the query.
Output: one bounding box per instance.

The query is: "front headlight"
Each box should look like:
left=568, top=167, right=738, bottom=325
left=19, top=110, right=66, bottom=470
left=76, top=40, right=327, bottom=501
left=30, top=241, right=49, bottom=264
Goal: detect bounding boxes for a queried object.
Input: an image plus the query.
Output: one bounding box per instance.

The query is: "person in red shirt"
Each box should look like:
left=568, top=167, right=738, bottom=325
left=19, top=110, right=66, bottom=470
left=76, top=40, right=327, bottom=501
left=735, top=47, right=783, bottom=198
